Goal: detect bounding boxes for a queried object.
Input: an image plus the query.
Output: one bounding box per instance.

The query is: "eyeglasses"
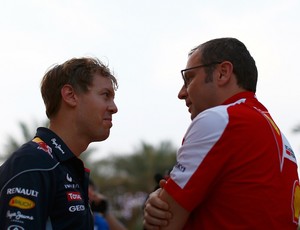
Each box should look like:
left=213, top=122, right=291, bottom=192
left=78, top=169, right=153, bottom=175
left=181, top=62, right=221, bottom=87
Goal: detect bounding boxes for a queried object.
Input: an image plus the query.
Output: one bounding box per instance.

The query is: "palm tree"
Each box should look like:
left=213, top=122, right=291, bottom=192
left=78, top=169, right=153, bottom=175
left=1, top=119, right=96, bottom=164
left=89, top=141, right=177, bottom=230
left=91, top=141, right=176, bottom=192
left=0, top=120, right=49, bottom=164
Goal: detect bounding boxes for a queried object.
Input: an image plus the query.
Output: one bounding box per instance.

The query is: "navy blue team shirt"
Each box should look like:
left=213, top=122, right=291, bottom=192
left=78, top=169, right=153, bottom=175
left=0, top=127, right=93, bottom=229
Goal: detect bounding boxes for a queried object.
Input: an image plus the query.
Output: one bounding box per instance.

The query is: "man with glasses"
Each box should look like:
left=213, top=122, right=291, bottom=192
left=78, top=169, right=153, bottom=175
left=143, top=38, right=300, bottom=229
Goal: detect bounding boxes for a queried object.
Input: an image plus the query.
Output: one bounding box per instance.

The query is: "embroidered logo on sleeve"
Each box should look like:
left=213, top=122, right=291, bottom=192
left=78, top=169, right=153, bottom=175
left=32, top=137, right=53, bottom=158
left=254, top=107, right=297, bottom=170
left=7, top=225, right=25, bottom=230
left=292, top=181, right=300, bottom=224
left=9, top=196, right=35, bottom=209
left=51, top=138, right=65, bottom=154
left=7, top=187, right=39, bottom=197
left=67, top=192, right=82, bottom=201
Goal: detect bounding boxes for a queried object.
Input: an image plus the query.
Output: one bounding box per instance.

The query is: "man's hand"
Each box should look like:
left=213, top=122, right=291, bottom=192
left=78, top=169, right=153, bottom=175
left=143, top=188, right=172, bottom=230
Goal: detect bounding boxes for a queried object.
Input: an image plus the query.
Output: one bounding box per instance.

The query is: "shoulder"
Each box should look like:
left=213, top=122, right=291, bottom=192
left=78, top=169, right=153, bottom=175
left=0, top=139, right=59, bottom=177
left=184, top=102, right=257, bottom=143
left=191, top=99, right=263, bottom=131
left=187, top=106, right=230, bottom=137
left=0, top=140, right=60, bottom=197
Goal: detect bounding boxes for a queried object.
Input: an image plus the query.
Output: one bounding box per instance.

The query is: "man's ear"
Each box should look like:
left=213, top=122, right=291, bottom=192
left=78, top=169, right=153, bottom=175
left=216, top=61, right=234, bottom=85
left=61, top=84, right=77, bottom=107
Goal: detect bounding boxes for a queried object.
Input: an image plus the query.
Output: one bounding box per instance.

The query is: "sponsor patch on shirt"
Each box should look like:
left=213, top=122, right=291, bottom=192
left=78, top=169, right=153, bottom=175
left=67, top=192, right=82, bottom=201
left=7, top=187, right=39, bottom=197
left=293, top=181, right=300, bottom=224
left=32, top=137, right=53, bottom=158
left=175, top=162, right=186, bottom=172
left=9, top=196, right=35, bottom=209
left=7, top=225, right=25, bottom=230
left=6, top=210, right=34, bottom=223
left=51, top=138, right=65, bottom=154
left=69, top=205, right=85, bottom=212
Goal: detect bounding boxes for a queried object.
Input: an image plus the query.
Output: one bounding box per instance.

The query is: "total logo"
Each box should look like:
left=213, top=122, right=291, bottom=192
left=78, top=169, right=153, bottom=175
left=7, top=225, right=25, bottom=230
left=67, top=192, right=82, bottom=201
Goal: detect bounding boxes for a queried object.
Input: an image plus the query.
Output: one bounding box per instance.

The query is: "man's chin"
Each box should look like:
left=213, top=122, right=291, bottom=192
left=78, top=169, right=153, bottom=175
left=95, top=131, right=110, bottom=142
left=100, top=130, right=110, bottom=141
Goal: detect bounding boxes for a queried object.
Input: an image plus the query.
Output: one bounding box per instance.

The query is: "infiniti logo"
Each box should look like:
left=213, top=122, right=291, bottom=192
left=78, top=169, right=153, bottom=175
left=7, top=225, right=25, bottom=230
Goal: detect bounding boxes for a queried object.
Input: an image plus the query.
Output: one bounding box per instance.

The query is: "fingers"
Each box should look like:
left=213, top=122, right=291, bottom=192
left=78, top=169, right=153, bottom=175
left=143, top=205, right=169, bottom=229
left=159, top=179, right=167, bottom=189
left=143, top=219, right=165, bottom=230
left=143, top=189, right=172, bottom=229
left=144, top=199, right=171, bottom=219
left=148, top=190, right=168, bottom=210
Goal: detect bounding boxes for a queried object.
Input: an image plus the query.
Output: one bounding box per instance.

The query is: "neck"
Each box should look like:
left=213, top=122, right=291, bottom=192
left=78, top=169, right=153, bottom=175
left=49, top=121, right=88, bottom=157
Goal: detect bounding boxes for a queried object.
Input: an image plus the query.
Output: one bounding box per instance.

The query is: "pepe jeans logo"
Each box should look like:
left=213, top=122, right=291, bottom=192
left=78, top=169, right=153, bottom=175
left=9, top=196, right=35, bottom=209
left=51, top=138, right=65, bottom=154
left=7, top=210, right=34, bottom=222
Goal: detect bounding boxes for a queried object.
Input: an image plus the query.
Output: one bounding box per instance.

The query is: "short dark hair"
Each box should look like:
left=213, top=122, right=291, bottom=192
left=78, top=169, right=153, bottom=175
left=40, top=57, right=118, bottom=118
left=190, top=38, right=258, bottom=92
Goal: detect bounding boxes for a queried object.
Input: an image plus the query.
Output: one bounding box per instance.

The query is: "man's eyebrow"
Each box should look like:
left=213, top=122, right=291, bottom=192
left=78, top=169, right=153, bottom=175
left=103, top=88, right=115, bottom=97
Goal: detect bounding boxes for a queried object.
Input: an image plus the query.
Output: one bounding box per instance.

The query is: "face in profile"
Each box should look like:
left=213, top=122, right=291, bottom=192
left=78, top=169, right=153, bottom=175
left=77, top=74, right=118, bottom=142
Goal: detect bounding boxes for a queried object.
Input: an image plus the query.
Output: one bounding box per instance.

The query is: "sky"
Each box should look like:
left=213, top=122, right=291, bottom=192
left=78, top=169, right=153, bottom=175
left=0, top=0, right=300, bottom=162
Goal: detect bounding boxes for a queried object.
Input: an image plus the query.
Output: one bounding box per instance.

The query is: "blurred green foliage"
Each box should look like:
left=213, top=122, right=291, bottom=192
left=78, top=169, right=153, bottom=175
left=82, top=141, right=177, bottom=229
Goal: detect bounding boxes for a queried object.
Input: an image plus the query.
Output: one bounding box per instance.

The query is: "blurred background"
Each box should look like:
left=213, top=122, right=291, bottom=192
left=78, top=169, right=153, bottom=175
left=1, top=0, right=300, bottom=229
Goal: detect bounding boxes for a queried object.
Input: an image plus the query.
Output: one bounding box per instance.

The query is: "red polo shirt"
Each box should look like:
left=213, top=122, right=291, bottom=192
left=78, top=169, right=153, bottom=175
left=164, top=92, right=299, bottom=229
